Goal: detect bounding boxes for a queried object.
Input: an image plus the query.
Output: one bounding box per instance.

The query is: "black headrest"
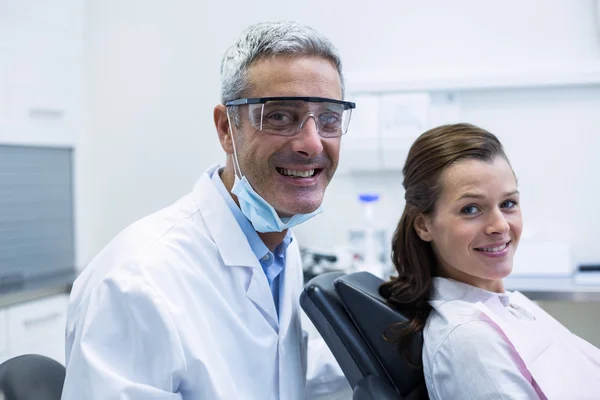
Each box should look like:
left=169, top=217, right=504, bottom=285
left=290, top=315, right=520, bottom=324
left=301, top=271, right=391, bottom=389
left=0, top=354, right=65, bottom=400
left=335, top=272, right=427, bottom=399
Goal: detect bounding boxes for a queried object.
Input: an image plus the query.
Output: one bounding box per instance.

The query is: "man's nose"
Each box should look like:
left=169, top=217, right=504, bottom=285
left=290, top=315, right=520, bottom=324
left=291, top=114, right=324, bottom=158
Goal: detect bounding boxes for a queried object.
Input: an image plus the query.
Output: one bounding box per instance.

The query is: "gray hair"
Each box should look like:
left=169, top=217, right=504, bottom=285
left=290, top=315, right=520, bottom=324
left=220, top=21, right=345, bottom=107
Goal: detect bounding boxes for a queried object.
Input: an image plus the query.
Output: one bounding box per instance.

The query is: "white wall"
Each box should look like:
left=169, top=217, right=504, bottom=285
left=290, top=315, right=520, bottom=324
left=80, top=0, right=600, bottom=267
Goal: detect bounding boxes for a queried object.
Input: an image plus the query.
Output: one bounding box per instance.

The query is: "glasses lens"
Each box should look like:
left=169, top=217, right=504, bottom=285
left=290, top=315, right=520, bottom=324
left=317, top=103, right=347, bottom=138
left=247, top=100, right=352, bottom=137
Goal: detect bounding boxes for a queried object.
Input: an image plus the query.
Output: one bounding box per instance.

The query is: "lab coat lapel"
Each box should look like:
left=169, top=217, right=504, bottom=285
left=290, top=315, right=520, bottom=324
left=193, top=166, right=278, bottom=331
left=246, top=270, right=278, bottom=331
left=276, top=238, right=306, bottom=399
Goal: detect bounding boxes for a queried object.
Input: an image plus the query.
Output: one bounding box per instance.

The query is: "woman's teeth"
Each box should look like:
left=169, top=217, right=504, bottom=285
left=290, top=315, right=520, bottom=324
left=477, top=243, right=508, bottom=252
left=277, top=168, right=315, bottom=177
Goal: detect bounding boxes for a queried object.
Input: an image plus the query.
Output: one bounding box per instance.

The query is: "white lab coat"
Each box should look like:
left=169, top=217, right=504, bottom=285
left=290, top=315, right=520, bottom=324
left=63, top=165, right=310, bottom=399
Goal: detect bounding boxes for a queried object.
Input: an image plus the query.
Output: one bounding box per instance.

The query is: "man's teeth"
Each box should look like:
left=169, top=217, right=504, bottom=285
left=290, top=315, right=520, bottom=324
left=278, top=168, right=315, bottom=177
left=477, top=243, right=508, bottom=252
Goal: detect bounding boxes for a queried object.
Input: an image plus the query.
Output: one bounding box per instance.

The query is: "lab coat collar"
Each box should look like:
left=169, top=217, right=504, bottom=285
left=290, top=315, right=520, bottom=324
left=193, top=165, right=278, bottom=329
left=210, top=166, right=270, bottom=262
left=193, top=165, right=260, bottom=269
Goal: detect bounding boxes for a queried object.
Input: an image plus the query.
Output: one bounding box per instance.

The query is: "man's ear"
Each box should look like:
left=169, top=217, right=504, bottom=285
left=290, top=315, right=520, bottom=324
left=414, top=214, right=433, bottom=242
left=214, top=104, right=234, bottom=154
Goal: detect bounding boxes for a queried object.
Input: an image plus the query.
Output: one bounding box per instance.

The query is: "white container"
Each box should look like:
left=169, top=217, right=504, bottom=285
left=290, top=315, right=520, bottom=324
left=353, top=193, right=387, bottom=278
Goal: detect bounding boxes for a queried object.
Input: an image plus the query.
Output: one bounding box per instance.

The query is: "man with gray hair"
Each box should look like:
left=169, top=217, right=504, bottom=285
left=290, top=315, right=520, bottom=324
left=62, top=21, right=354, bottom=399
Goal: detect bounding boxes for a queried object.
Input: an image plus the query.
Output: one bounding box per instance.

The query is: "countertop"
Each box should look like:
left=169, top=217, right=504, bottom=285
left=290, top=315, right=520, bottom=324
left=0, top=270, right=76, bottom=308
left=503, top=275, right=600, bottom=302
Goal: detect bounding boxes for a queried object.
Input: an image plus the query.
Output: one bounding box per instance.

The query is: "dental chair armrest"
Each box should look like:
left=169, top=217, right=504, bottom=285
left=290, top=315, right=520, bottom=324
left=352, top=375, right=401, bottom=400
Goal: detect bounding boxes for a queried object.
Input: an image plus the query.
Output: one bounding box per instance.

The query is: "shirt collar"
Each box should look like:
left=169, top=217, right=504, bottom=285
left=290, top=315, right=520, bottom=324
left=431, top=277, right=511, bottom=307
left=275, top=232, right=293, bottom=258
left=211, top=167, right=269, bottom=261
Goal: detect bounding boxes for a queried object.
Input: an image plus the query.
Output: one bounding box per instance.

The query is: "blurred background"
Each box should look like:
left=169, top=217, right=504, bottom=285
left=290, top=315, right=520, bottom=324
left=1, top=0, right=600, bottom=369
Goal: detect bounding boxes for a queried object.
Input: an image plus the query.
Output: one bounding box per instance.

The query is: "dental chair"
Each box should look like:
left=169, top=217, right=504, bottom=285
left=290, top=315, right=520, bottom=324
left=301, top=271, right=429, bottom=400
left=0, top=354, right=65, bottom=400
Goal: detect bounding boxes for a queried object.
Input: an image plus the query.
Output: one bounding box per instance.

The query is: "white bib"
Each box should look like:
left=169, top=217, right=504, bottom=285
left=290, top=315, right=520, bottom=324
left=475, top=292, right=600, bottom=399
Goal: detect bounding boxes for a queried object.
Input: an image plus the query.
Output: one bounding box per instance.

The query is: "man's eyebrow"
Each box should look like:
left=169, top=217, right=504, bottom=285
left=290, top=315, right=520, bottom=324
left=266, top=100, right=305, bottom=108
left=457, top=190, right=520, bottom=201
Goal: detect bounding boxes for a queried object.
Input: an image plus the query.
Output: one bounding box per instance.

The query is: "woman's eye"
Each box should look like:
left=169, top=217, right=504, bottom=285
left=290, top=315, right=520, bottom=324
left=501, top=200, right=518, bottom=209
left=461, top=205, right=480, bottom=215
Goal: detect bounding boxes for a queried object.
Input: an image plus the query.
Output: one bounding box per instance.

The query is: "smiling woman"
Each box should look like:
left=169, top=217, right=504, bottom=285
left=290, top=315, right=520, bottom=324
left=416, top=156, right=522, bottom=292
left=379, top=123, right=600, bottom=399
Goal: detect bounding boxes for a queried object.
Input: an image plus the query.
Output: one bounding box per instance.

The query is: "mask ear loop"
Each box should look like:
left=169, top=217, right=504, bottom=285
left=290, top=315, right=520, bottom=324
left=226, top=107, right=244, bottom=179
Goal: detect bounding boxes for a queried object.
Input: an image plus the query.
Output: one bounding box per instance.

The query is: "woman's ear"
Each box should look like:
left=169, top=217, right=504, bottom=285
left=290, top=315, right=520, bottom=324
left=414, top=214, right=433, bottom=242
left=214, top=104, right=234, bottom=154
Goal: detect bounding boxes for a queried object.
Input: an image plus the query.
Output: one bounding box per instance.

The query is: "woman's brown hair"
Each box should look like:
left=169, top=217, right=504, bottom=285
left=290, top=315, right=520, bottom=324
left=379, top=123, right=509, bottom=363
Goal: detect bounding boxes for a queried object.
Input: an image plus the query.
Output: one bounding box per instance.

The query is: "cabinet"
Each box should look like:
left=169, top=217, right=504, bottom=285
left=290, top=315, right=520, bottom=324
left=0, top=309, right=7, bottom=359
left=0, top=0, right=83, bottom=148
left=0, top=0, right=81, bottom=367
left=339, top=92, right=461, bottom=172
left=341, top=65, right=600, bottom=173
left=0, top=294, right=69, bottom=365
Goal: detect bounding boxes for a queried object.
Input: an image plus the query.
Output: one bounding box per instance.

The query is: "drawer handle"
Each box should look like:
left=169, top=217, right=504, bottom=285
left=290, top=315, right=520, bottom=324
left=28, top=108, right=65, bottom=120
left=22, top=312, right=61, bottom=328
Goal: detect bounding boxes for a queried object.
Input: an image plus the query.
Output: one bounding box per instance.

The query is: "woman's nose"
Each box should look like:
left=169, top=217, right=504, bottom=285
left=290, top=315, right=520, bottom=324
left=486, top=208, right=510, bottom=235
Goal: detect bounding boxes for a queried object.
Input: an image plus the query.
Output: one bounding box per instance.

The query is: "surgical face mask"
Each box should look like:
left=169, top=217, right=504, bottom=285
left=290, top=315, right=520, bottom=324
left=232, top=174, right=322, bottom=233
left=226, top=108, right=323, bottom=233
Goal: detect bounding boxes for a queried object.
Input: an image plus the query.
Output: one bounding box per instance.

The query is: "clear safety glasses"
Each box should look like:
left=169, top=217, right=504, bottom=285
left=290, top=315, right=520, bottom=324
left=225, top=96, right=356, bottom=138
